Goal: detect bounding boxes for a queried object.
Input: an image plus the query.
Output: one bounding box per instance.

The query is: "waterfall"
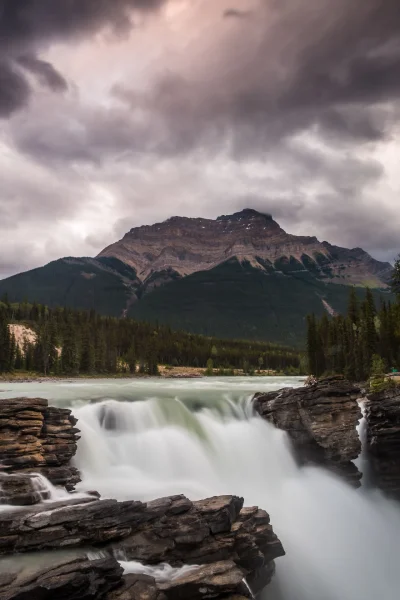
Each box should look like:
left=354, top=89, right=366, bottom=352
left=65, top=379, right=400, bottom=599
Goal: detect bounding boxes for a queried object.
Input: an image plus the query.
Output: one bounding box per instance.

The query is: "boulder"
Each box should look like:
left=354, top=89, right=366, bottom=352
left=0, top=473, right=51, bottom=506
left=365, top=387, right=400, bottom=499
left=0, top=556, right=123, bottom=600
left=253, top=376, right=362, bottom=485
left=158, top=561, right=251, bottom=600
left=0, top=398, right=80, bottom=491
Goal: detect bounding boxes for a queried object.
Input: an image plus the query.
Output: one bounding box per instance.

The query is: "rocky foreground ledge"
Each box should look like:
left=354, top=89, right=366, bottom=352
left=253, top=376, right=363, bottom=486
left=0, top=398, right=284, bottom=600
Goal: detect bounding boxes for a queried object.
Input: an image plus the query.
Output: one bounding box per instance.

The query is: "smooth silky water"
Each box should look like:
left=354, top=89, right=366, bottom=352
left=1, top=377, right=400, bottom=598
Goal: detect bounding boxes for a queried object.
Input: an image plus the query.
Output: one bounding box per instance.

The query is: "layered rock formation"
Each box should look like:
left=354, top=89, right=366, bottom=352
left=0, top=397, right=80, bottom=491
left=99, top=209, right=392, bottom=287
left=2, top=556, right=123, bottom=600
left=0, top=493, right=284, bottom=582
left=365, top=387, right=400, bottom=500
left=0, top=398, right=284, bottom=600
left=1, top=556, right=253, bottom=600
left=253, top=376, right=363, bottom=485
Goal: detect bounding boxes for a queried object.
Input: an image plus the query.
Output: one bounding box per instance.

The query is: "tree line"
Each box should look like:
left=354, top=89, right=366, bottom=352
left=0, top=300, right=301, bottom=376
left=306, top=256, right=400, bottom=381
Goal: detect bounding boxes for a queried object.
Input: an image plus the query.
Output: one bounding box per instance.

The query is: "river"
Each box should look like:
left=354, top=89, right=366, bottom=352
left=1, top=376, right=400, bottom=599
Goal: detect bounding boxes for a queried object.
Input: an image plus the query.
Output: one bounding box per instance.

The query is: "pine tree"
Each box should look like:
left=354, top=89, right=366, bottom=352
left=391, top=254, right=400, bottom=297
left=0, top=315, right=12, bottom=373
left=81, top=329, right=96, bottom=374
left=126, top=345, right=137, bottom=374
left=61, top=321, right=80, bottom=375
left=348, top=287, right=360, bottom=325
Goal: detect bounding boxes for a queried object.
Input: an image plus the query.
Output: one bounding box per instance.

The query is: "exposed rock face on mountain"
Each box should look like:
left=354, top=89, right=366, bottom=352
left=0, top=209, right=393, bottom=346
left=365, top=387, right=400, bottom=500
left=253, top=376, right=363, bottom=485
left=0, top=397, right=80, bottom=491
left=99, top=209, right=392, bottom=288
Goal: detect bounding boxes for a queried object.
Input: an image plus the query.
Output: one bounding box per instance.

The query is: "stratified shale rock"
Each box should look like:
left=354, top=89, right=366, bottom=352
left=0, top=398, right=80, bottom=491
left=253, top=376, right=362, bottom=485
left=0, top=473, right=51, bottom=506
left=0, top=494, right=284, bottom=593
left=158, top=561, right=251, bottom=600
left=0, top=556, right=123, bottom=600
left=365, top=387, right=400, bottom=499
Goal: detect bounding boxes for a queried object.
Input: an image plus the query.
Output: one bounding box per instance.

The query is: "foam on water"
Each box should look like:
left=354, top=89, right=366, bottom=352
left=2, top=377, right=399, bottom=598
left=71, top=378, right=400, bottom=600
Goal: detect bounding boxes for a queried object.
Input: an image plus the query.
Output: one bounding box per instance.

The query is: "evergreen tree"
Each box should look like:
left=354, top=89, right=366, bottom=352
left=0, top=315, right=12, bottom=373
left=348, top=287, right=360, bottom=325
left=80, top=329, right=96, bottom=374
left=61, top=321, right=80, bottom=375
left=391, top=254, right=400, bottom=297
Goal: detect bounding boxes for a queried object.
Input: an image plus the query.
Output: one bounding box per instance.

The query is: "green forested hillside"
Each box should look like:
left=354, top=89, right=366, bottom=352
left=0, top=257, right=139, bottom=316
left=0, top=301, right=300, bottom=376
left=129, top=259, right=389, bottom=347
left=0, top=257, right=390, bottom=347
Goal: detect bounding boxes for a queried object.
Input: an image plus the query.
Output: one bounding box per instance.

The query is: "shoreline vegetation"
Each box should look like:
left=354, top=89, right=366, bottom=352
left=306, top=256, right=400, bottom=391
left=0, top=298, right=303, bottom=379
left=0, top=365, right=290, bottom=383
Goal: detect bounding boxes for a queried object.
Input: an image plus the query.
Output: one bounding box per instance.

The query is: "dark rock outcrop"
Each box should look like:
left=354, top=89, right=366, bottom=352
left=365, top=387, right=400, bottom=499
left=0, top=473, right=51, bottom=506
left=158, top=561, right=251, bottom=600
left=2, top=556, right=251, bottom=600
left=1, top=556, right=123, bottom=600
left=0, top=398, right=80, bottom=491
left=0, top=493, right=284, bottom=591
left=253, top=376, right=362, bottom=485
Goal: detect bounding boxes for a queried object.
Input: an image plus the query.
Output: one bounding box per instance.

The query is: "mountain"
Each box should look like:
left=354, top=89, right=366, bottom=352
left=99, top=209, right=392, bottom=288
left=0, top=209, right=394, bottom=346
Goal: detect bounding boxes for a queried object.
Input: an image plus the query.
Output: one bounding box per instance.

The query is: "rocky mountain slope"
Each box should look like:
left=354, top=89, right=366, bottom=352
left=99, top=209, right=392, bottom=288
left=0, top=210, right=393, bottom=346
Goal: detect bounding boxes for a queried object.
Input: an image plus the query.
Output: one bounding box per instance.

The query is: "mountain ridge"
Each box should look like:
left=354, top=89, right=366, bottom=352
left=98, top=208, right=393, bottom=288
left=0, top=209, right=394, bottom=346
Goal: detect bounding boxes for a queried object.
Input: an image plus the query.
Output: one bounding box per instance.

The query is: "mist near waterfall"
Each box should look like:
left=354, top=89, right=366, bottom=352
left=2, top=377, right=399, bottom=599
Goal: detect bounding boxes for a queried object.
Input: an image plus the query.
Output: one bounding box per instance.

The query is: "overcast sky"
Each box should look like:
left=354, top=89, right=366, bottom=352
left=1, top=0, right=399, bottom=278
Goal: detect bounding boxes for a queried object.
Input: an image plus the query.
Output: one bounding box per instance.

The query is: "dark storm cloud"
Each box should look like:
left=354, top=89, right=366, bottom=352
left=0, top=0, right=166, bottom=116
left=87, top=0, right=400, bottom=166
left=17, top=55, right=68, bottom=92
left=0, top=60, right=30, bottom=116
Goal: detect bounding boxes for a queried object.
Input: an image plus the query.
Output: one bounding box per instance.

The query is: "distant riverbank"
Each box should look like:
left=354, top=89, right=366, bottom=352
left=0, top=365, right=282, bottom=383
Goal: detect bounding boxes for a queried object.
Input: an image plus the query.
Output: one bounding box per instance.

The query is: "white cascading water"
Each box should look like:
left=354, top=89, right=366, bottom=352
left=69, top=380, right=400, bottom=600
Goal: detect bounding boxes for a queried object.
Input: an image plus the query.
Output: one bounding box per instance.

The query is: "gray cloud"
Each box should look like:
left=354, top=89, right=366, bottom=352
left=0, top=0, right=400, bottom=278
left=17, top=55, right=68, bottom=92
left=0, top=0, right=167, bottom=116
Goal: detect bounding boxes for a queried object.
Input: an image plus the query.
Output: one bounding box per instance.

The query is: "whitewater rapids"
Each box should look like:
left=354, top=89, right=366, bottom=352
left=1, top=377, right=399, bottom=598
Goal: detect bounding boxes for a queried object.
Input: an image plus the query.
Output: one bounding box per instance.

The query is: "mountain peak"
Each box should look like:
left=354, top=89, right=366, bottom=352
left=217, top=208, right=274, bottom=222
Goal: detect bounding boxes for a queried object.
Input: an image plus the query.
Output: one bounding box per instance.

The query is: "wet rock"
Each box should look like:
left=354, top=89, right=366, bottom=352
left=0, top=473, right=50, bottom=506
left=158, top=561, right=251, bottom=600
left=107, top=573, right=159, bottom=600
left=365, top=387, right=400, bottom=499
left=253, top=376, right=362, bottom=486
left=0, top=398, right=80, bottom=491
left=0, top=494, right=284, bottom=593
left=0, top=556, right=123, bottom=600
